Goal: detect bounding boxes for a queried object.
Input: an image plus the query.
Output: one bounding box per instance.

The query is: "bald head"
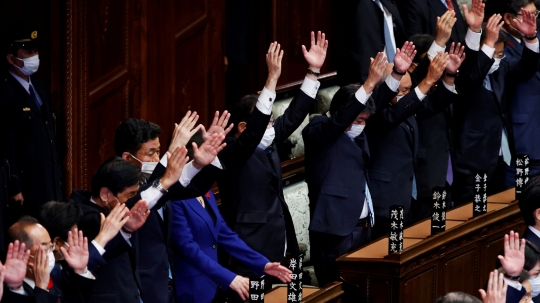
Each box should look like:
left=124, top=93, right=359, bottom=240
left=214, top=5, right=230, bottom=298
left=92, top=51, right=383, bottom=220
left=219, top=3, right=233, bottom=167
left=8, top=216, right=51, bottom=253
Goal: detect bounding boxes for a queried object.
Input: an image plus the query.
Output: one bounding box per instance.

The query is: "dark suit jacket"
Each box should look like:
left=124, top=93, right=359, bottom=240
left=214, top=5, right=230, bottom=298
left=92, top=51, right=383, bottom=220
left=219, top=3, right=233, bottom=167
left=398, top=0, right=466, bottom=45
left=503, top=33, right=540, bottom=161
left=0, top=73, right=62, bottom=212
left=367, top=81, right=458, bottom=220
left=171, top=191, right=268, bottom=303
left=452, top=45, right=540, bottom=203
left=1, top=264, right=94, bottom=303
left=336, top=0, right=407, bottom=84
left=303, top=82, right=397, bottom=236
left=218, top=90, right=316, bottom=265
left=70, top=190, right=142, bottom=303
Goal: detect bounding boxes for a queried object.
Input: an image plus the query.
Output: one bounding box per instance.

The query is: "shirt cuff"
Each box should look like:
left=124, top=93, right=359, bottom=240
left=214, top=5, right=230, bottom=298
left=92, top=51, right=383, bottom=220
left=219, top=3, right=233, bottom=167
left=211, top=157, right=223, bottom=170
left=120, top=229, right=132, bottom=246
left=465, top=28, right=482, bottom=51
left=442, top=81, right=457, bottom=94
left=77, top=267, right=96, bottom=280
left=525, top=39, right=540, bottom=53
left=504, top=278, right=522, bottom=291
left=255, top=87, right=276, bottom=115
left=91, top=240, right=106, bottom=256
left=355, top=86, right=372, bottom=105
left=481, top=44, right=495, bottom=59
left=140, top=186, right=164, bottom=210
left=299, top=76, right=320, bottom=99
left=414, top=87, right=427, bottom=101
left=427, top=41, right=446, bottom=59
left=385, top=74, right=401, bottom=92
left=159, top=154, right=168, bottom=167
left=9, top=286, right=27, bottom=295
left=179, top=161, right=201, bottom=187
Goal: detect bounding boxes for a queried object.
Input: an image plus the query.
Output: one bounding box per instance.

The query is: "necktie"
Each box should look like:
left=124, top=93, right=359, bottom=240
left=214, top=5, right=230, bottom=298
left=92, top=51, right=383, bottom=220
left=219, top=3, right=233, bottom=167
left=412, top=175, right=418, bottom=200
left=29, top=84, right=42, bottom=110
left=375, top=0, right=395, bottom=62
left=365, top=183, right=375, bottom=226
left=445, top=0, right=454, bottom=10
left=483, top=76, right=511, bottom=166
left=446, top=155, right=453, bottom=185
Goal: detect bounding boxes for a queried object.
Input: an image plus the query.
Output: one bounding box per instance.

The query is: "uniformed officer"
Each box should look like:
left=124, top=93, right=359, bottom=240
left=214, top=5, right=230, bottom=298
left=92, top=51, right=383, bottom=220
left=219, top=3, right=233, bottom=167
left=0, top=27, right=62, bottom=222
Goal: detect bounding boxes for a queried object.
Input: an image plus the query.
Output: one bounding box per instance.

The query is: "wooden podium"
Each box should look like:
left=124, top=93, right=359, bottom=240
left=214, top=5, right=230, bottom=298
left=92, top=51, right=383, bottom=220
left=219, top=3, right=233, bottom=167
left=336, top=188, right=523, bottom=302
left=263, top=281, right=343, bottom=303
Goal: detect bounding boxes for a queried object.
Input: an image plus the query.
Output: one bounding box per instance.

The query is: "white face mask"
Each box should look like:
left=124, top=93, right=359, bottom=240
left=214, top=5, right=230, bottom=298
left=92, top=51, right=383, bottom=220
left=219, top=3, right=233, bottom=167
left=346, top=124, right=365, bottom=139
left=530, top=276, right=540, bottom=297
left=257, top=127, right=275, bottom=150
left=488, top=58, right=502, bottom=75
left=14, top=55, right=40, bottom=76
left=47, top=251, right=56, bottom=274
left=129, top=153, right=158, bottom=176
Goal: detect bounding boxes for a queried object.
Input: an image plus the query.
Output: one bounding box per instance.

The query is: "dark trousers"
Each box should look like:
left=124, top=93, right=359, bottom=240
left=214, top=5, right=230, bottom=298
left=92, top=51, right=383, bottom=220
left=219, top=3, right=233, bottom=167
left=309, top=226, right=371, bottom=288
left=411, top=183, right=453, bottom=224
left=453, top=157, right=507, bottom=206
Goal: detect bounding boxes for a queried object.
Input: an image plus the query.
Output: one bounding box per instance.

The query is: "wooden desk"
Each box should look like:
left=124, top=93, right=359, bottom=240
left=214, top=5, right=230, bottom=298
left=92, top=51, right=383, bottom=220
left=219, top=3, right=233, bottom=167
left=263, top=282, right=343, bottom=303
left=337, top=188, right=523, bottom=302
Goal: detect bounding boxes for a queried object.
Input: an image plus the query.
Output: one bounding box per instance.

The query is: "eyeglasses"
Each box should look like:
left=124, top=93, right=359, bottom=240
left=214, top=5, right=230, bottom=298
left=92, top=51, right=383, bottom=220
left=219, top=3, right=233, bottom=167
left=37, top=242, right=56, bottom=253
left=494, top=54, right=506, bottom=60
left=516, top=10, right=540, bottom=19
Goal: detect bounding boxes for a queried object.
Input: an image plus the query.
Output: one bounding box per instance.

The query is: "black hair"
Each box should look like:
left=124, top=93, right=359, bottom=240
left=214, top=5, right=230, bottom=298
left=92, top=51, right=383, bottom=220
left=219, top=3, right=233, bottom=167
left=433, top=292, right=482, bottom=303
left=494, top=0, right=536, bottom=15
left=114, top=118, right=162, bottom=156
left=91, top=157, right=142, bottom=197
left=8, top=216, right=40, bottom=249
left=228, top=94, right=259, bottom=132
left=39, top=201, right=83, bottom=242
left=329, top=84, right=376, bottom=116
left=409, top=34, right=435, bottom=63
left=525, top=240, right=540, bottom=271
left=480, top=23, right=508, bottom=46
left=519, top=175, right=540, bottom=226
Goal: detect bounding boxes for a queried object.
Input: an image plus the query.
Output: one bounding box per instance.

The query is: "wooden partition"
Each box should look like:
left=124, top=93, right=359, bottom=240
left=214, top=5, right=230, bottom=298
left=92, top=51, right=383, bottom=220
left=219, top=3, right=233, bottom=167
left=336, top=188, right=523, bottom=302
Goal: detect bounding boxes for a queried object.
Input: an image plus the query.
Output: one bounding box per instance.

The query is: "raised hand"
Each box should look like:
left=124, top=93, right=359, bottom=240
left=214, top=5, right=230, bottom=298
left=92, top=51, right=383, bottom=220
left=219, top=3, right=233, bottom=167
left=0, top=261, right=4, bottom=300
left=4, top=241, right=30, bottom=289
left=514, top=8, right=538, bottom=38
left=33, top=247, right=50, bottom=290
left=192, top=133, right=226, bottom=170
left=229, top=275, right=249, bottom=301
left=201, top=111, right=234, bottom=142
left=485, top=14, right=505, bottom=48
left=446, top=42, right=466, bottom=74
left=463, top=0, right=485, bottom=32
left=479, top=270, right=507, bottom=303
left=94, top=203, right=130, bottom=248
left=393, top=41, right=417, bottom=74
left=60, top=229, right=89, bottom=275
left=264, top=262, right=293, bottom=283
left=364, top=52, right=388, bottom=93
left=123, top=200, right=150, bottom=233
left=435, top=10, right=457, bottom=47
left=264, top=41, right=284, bottom=92
left=427, top=52, right=450, bottom=83
left=302, top=31, right=329, bottom=73
left=498, top=231, right=525, bottom=277
left=168, top=111, right=201, bottom=153
left=160, top=146, right=189, bottom=189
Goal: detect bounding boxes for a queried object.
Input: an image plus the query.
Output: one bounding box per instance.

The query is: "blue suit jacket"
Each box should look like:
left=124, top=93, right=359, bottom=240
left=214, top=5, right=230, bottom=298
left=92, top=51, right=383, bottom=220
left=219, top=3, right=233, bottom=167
left=504, top=33, right=540, bottom=160
left=171, top=191, right=269, bottom=303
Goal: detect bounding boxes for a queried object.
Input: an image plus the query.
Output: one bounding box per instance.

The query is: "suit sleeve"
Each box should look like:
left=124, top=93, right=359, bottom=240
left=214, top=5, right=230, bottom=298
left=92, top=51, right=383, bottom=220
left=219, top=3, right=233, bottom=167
left=416, top=82, right=460, bottom=120
left=55, top=267, right=96, bottom=303
left=87, top=243, right=107, bottom=272
left=506, top=46, right=540, bottom=82
left=216, top=215, right=269, bottom=275
left=455, top=46, right=493, bottom=93
left=170, top=201, right=237, bottom=290
left=302, top=90, right=367, bottom=154
left=505, top=283, right=526, bottom=303
left=30, top=287, right=59, bottom=303
left=397, top=0, right=426, bottom=39
left=367, top=91, right=424, bottom=131
left=273, top=90, right=316, bottom=143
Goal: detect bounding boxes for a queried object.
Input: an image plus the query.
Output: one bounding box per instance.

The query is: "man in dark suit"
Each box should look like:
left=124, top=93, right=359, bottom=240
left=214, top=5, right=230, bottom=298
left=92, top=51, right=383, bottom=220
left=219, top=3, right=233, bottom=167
left=0, top=28, right=62, bottom=220
left=519, top=176, right=540, bottom=247
left=452, top=11, right=540, bottom=204
left=218, top=32, right=328, bottom=286
left=486, top=0, right=540, bottom=187
left=335, top=0, right=407, bottom=84
left=303, top=50, right=397, bottom=288
left=398, top=0, right=466, bottom=45
left=3, top=216, right=94, bottom=303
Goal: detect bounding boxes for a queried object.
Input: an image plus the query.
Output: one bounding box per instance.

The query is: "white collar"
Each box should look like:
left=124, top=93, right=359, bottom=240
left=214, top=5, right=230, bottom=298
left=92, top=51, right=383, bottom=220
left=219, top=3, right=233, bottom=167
left=501, top=27, right=522, bottom=44
left=8, top=71, right=32, bottom=93
left=24, top=277, right=35, bottom=289
left=528, top=225, right=540, bottom=240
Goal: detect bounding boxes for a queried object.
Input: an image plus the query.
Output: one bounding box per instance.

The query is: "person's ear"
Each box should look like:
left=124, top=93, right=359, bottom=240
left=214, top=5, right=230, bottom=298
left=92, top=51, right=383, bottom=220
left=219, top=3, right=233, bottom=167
left=53, top=237, right=63, bottom=249
left=121, top=152, right=131, bottom=161
left=6, top=54, right=15, bottom=65
left=534, top=208, right=540, bottom=223
left=99, top=187, right=109, bottom=203
left=503, top=13, right=514, bottom=26
left=237, top=122, right=247, bottom=134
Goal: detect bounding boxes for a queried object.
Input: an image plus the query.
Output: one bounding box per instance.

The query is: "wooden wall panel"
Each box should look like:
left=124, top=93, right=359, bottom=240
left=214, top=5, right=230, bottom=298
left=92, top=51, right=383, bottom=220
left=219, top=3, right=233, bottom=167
left=443, top=249, right=478, bottom=295
left=403, top=267, right=437, bottom=303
